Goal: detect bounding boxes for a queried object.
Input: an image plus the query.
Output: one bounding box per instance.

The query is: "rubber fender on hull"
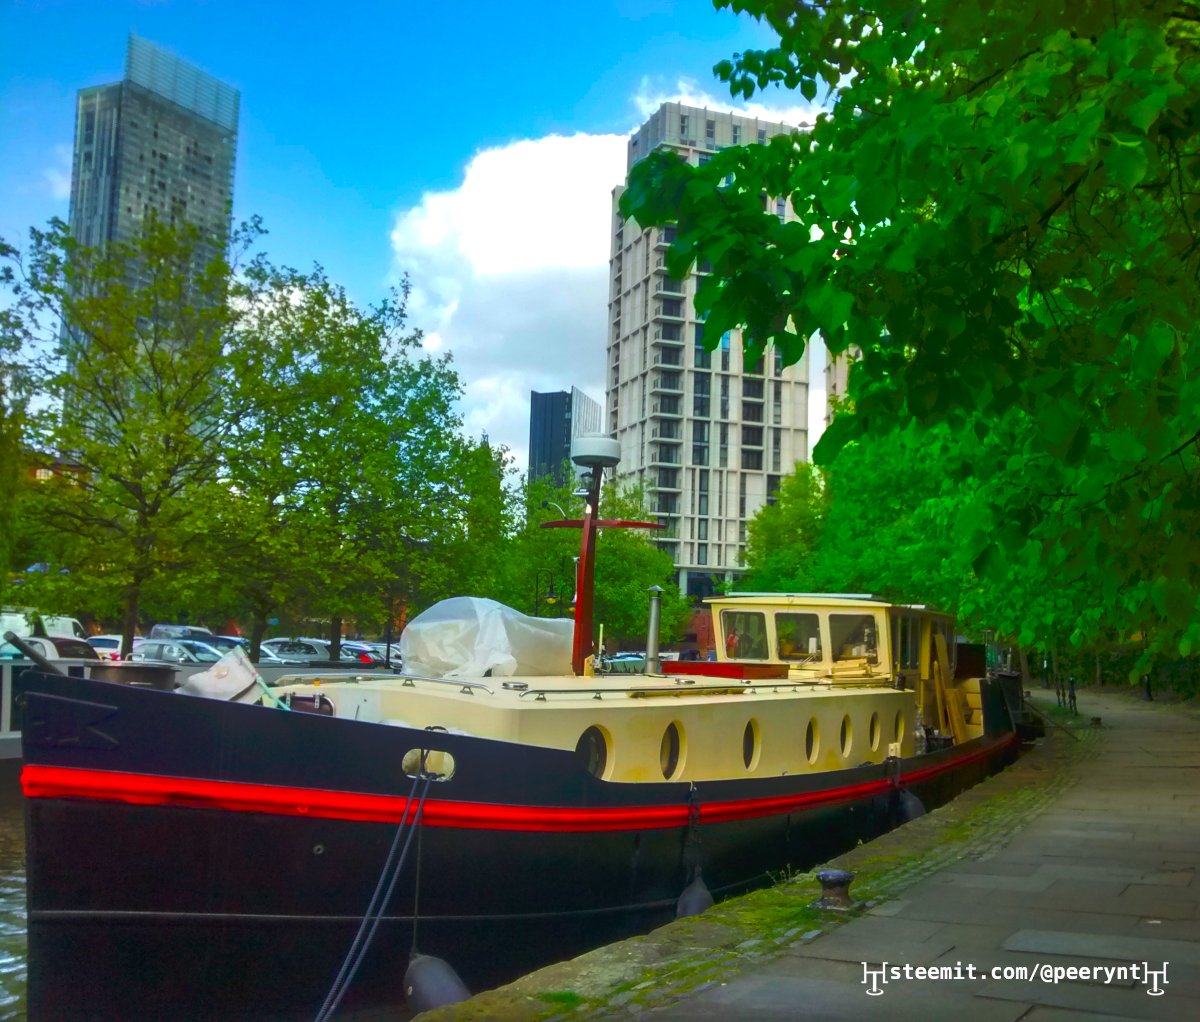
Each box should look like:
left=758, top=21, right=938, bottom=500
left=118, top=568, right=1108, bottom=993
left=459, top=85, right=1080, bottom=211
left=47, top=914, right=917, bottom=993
left=676, top=873, right=715, bottom=918
left=897, top=789, right=926, bottom=822
left=405, top=952, right=471, bottom=1013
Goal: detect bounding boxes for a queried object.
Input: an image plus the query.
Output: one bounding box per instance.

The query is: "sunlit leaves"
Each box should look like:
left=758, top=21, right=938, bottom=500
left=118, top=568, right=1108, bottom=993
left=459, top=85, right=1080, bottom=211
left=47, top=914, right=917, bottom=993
left=626, top=0, right=1200, bottom=665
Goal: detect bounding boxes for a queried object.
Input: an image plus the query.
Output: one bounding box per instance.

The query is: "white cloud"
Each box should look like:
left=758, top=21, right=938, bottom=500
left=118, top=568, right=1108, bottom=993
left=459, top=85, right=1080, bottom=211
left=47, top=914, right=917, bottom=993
left=388, top=87, right=826, bottom=473
left=42, top=144, right=72, bottom=200
left=390, top=132, right=626, bottom=470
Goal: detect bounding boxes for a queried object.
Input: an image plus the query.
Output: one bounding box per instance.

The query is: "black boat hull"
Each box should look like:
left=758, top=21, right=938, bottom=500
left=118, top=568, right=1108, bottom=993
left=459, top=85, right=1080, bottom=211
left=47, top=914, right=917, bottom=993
left=22, top=673, right=1018, bottom=1020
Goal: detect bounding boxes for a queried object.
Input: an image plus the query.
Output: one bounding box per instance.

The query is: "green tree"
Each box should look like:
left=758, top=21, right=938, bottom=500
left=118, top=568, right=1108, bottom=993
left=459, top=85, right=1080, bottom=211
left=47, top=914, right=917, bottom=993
left=1, top=218, right=245, bottom=648
left=742, top=463, right=828, bottom=592
left=488, top=474, right=691, bottom=647
left=623, top=0, right=1200, bottom=669
left=223, top=264, right=464, bottom=656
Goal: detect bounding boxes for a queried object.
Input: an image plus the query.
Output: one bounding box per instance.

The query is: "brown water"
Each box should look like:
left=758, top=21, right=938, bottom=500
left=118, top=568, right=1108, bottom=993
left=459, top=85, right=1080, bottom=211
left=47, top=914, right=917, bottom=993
left=0, top=791, right=24, bottom=1021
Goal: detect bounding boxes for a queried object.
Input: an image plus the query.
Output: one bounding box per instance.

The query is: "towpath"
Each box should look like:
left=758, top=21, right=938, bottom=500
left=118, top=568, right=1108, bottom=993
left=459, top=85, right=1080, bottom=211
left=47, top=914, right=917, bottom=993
left=418, top=690, right=1200, bottom=1021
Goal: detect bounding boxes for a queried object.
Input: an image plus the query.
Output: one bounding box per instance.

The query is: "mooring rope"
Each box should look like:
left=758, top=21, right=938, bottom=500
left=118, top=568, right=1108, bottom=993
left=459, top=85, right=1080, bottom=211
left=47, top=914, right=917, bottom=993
left=314, top=759, right=435, bottom=1022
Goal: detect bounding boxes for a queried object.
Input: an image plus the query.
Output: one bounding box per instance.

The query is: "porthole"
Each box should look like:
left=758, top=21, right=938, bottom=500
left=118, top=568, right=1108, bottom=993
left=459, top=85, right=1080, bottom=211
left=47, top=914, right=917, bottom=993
left=576, top=726, right=610, bottom=779
left=805, top=719, right=819, bottom=765
left=660, top=721, right=684, bottom=780
left=895, top=709, right=906, bottom=745
left=840, top=715, right=852, bottom=758
left=742, top=718, right=761, bottom=771
left=869, top=712, right=881, bottom=751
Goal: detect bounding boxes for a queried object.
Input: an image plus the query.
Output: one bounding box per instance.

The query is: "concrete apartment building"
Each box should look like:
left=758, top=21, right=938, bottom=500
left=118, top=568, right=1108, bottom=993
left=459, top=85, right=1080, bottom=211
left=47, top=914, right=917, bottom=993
left=528, top=387, right=603, bottom=484
left=606, top=103, right=810, bottom=599
left=68, top=35, right=239, bottom=259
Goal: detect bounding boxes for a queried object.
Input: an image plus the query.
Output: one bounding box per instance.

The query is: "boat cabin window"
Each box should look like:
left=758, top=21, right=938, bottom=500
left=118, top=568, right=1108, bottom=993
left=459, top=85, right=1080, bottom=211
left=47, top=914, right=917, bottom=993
left=830, top=613, right=879, bottom=665
left=721, top=610, right=769, bottom=660
left=775, top=613, right=822, bottom=662
left=891, top=612, right=921, bottom=671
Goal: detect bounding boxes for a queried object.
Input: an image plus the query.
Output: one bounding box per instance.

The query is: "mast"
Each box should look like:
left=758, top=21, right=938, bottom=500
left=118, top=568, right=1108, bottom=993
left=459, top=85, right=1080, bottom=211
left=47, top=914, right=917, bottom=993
left=539, top=435, right=661, bottom=676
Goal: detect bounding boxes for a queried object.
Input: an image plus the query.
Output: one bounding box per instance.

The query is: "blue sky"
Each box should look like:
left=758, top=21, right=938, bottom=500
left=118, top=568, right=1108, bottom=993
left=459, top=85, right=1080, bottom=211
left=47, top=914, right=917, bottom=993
left=1, top=0, right=825, bottom=466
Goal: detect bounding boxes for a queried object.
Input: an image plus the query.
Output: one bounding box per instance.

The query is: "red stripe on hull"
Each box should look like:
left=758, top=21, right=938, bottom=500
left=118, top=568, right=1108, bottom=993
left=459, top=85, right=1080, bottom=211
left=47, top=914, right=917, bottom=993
left=21, top=733, right=1015, bottom=832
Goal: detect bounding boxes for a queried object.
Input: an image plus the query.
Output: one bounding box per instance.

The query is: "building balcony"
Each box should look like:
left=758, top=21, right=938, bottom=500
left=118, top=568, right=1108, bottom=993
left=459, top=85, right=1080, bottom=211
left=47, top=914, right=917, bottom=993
left=648, top=447, right=681, bottom=467
left=650, top=428, right=682, bottom=443
left=653, top=279, right=686, bottom=297
left=650, top=374, right=683, bottom=395
left=650, top=399, right=682, bottom=418
left=654, top=227, right=677, bottom=249
left=652, top=305, right=685, bottom=323
left=652, top=350, right=682, bottom=368
left=653, top=329, right=685, bottom=346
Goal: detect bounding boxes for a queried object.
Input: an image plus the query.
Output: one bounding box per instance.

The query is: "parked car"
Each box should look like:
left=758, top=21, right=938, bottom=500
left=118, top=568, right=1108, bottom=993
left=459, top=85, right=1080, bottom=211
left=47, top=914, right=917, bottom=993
left=261, top=638, right=374, bottom=665
left=131, top=639, right=223, bottom=665
left=86, top=634, right=144, bottom=661
left=342, top=641, right=385, bottom=666
left=148, top=624, right=214, bottom=640
left=365, top=642, right=403, bottom=667
left=1, top=606, right=88, bottom=640
left=199, top=634, right=249, bottom=653
left=0, top=635, right=100, bottom=661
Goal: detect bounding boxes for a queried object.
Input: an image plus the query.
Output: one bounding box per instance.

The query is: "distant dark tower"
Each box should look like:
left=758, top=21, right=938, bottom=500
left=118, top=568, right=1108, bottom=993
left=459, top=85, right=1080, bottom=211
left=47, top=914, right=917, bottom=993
left=68, top=35, right=239, bottom=258
left=529, top=388, right=602, bottom=484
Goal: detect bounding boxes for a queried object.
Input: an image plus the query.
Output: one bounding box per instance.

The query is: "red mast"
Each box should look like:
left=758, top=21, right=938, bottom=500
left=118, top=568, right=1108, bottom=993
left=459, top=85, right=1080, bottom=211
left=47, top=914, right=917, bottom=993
left=538, top=435, right=661, bottom=676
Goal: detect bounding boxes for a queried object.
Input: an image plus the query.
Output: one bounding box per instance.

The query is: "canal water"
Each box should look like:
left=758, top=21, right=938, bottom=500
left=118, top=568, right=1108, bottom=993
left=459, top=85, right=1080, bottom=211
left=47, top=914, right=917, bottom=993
left=0, top=792, right=24, bottom=1021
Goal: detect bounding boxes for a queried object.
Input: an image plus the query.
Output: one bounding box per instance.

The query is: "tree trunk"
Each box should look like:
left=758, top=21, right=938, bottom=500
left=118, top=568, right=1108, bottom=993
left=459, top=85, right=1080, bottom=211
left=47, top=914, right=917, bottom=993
left=329, top=616, right=342, bottom=661
left=120, top=586, right=140, bottom=658
left=1018, top=648, right=1031, bottom=688
left=249, top=613, right=268, bottom=663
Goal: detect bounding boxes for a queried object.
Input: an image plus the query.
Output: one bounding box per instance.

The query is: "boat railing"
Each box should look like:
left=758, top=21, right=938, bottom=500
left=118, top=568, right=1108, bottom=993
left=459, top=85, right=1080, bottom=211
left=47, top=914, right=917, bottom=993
left=517, top=678, right=832, bottom=702
left=273, top=671, right=496, bottom=697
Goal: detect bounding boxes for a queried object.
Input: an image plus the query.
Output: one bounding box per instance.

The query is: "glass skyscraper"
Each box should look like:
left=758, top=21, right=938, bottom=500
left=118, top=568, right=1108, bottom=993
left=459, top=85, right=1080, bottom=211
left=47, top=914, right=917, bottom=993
left=68, top=35, right=239, bottom=259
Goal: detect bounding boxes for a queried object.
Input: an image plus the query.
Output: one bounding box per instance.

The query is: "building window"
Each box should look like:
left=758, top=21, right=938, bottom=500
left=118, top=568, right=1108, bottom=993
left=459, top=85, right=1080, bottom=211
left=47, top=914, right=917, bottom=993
left=741, top=449, right=763, bottom=470
left=680, top=114, right=689, bottom=137
left=692, top=421, right=709, bottom=465
left=757, top=128, right=767, bottom=143
left=773, top=381, right=782, bottom=424
left=698, top=519, right=708, bottom=540
left=732, top=125, right=741, bottom=145
left=742, top=426, right=763, bottom=447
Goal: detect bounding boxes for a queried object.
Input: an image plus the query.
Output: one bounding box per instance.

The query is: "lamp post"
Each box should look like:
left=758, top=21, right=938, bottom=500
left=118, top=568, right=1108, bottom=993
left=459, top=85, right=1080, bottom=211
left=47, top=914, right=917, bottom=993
left=533, top=569, right=558, bottom=617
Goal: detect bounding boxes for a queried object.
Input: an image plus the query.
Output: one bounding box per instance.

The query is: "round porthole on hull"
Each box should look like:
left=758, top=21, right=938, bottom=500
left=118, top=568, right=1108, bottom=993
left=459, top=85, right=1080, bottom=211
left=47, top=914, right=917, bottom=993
left=743, top=718, right=760, bottom=771
left=894, top=709, right=906, bottom=746
left=869, top=711, right=881, bottom=751
left=840, top=714, right=852, bottom=759
left=661, top=721, right=684, bottom=780
left=576, top=725, right=611, bottom=779
left=805, top=719, right=819, bottom=765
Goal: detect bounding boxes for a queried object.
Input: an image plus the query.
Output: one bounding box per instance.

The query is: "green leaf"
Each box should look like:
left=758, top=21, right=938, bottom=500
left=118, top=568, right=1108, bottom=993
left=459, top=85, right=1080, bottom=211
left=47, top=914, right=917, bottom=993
left=1104, top=144, right=1148, bottom=188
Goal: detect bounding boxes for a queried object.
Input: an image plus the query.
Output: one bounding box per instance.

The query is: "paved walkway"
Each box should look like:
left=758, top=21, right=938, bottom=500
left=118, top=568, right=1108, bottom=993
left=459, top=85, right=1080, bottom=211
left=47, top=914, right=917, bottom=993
left=639, top=691, right=1200, bottom=1021
left=421, top=691, right=1200, bottom=1021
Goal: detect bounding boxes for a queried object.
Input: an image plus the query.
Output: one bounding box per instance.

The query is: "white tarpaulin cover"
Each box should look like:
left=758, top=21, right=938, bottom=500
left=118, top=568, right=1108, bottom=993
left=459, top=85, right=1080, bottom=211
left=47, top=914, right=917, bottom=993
left=180, top=646, right=265, bottom=702
left=400, top=597, right=573, bottom=678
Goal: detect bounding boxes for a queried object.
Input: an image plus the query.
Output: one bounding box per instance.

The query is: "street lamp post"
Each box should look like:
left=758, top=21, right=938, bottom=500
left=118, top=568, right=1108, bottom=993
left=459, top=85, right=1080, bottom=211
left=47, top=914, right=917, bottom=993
left=533, top=569, right=558, bottom=617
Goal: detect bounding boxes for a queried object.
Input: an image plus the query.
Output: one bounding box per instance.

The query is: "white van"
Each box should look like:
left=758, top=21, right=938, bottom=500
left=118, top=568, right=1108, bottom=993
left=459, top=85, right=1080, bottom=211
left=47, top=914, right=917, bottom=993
left=0, top=607, right=87, bottom=640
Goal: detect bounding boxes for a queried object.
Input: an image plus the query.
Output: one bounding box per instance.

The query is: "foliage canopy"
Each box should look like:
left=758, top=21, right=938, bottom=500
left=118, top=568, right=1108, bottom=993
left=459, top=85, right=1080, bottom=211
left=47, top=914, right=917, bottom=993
left=624, top=0, right=1200, bottom=662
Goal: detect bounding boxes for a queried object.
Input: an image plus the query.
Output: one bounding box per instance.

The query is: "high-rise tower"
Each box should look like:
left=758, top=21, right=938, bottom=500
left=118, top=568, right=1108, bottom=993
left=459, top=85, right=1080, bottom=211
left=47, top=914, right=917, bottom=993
left=68, top=35, right=239, bottom=258
left=529, top=387, right=603, bottom=484
left=606, top=103, right=809, bottom=599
